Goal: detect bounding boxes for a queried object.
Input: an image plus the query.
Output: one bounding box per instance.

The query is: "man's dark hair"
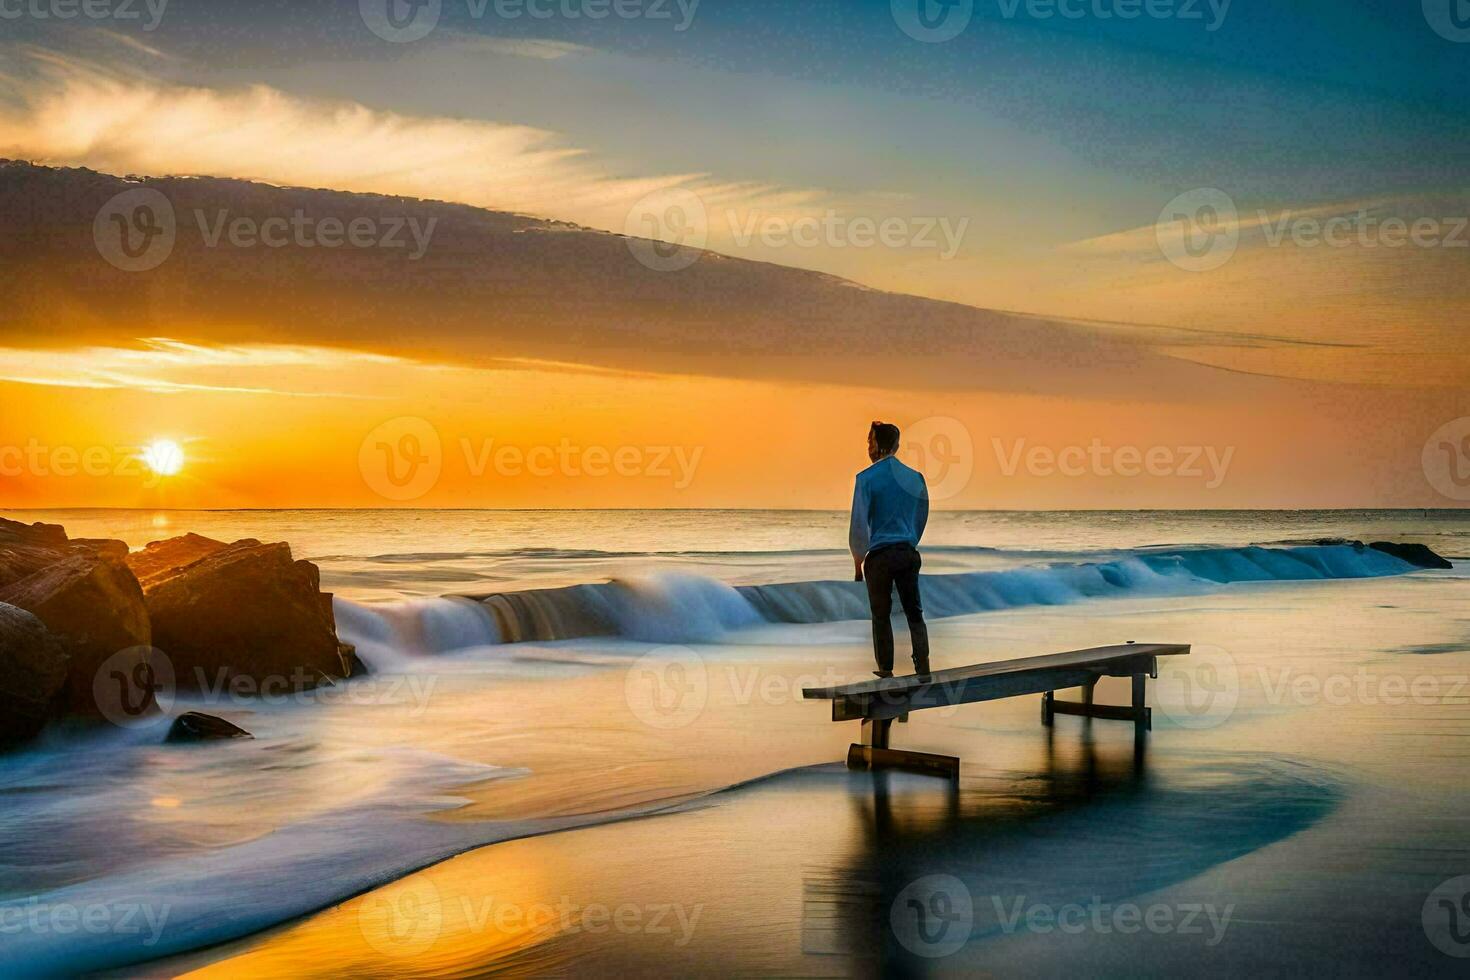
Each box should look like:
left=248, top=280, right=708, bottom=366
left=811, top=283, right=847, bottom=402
left=870, top=421, right=901, bottom=455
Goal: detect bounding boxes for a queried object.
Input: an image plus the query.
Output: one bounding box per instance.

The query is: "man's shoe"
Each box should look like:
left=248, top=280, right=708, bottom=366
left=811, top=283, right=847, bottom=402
left=912, top=660, right=932, bottom=680
left=873, top=670, right=894, bottom=679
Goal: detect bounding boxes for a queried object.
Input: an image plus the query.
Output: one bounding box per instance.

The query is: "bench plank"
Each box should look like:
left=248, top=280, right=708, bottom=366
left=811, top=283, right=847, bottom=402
left=802, top=642, right=1189, bottom=702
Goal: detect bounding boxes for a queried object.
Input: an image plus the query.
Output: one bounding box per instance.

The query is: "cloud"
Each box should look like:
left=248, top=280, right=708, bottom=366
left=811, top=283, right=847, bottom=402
left=0, top=339, right=406, bottom=397
left=0, top=45, right=826, bottom=239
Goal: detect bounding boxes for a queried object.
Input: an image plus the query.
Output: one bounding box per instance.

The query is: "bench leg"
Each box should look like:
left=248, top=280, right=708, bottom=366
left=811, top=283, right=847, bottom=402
left=1132, top=671, right=1151, bottom=732
left=1041, top=690, right=1054, bottom=726
left=860, top=717, right=892, bottom=750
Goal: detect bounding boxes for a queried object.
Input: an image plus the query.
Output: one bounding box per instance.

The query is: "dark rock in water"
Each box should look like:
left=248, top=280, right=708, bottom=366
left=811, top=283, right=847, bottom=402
left=0, top=523, right=152, bottom=719
left=0, top=603, right=69, bottom=747
left=125, top=532, right=233, bottom=589
left=127, top=535, right=346, bottom=692
left=1368, top=542, right=1453, bottom=570
left=340, top=642, right=370, bottom=677
left=166, top=711, right=253, bottom=742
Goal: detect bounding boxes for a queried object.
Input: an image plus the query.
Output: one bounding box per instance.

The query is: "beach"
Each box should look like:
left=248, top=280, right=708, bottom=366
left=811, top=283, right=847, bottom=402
left=2, top=509, right=1467, bottom=976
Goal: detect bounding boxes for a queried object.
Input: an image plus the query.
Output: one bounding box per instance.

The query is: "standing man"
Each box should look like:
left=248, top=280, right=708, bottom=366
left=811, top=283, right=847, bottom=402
left=849, top=421, right=931, bottom=679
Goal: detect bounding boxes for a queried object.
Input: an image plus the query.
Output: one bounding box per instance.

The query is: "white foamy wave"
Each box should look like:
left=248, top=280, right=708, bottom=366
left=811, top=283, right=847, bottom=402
left=339, top=543, right=1435, bottom=657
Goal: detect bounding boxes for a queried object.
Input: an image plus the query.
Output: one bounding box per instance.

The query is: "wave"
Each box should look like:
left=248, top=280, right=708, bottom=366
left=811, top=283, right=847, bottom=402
left=338, top=543, right=1431, bottom=658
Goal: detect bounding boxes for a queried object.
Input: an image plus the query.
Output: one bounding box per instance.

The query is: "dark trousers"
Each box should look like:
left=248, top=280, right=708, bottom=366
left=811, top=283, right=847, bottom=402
left=863, top=543, right=930, bottom=674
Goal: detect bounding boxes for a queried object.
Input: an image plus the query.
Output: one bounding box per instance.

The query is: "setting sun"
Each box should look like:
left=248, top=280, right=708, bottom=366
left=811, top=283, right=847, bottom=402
left=141, top=439, right=185, bottom=477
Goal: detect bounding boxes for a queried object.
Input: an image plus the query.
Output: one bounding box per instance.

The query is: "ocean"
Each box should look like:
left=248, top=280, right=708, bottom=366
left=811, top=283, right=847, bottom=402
left=2, top=509, right=1468, bottom=976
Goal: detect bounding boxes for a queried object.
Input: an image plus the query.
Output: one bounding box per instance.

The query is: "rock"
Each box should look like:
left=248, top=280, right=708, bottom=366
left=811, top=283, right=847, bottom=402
left=125, top=533, right=232, bottom=589
left=0, top=603, right=69, bottom=746
left=165, top=711, right=253, bottom=743
left=131, top=536, right=346, bottom=691
left=340, top=642, right=370, bottom=678
left=1369, top=542, right=1453, bottom=570
left=0, top=548, right=152, bottom=719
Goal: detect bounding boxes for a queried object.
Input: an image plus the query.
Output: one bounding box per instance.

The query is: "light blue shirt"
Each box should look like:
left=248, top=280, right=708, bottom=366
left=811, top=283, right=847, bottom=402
left=849, top=455, right=930, bottom=560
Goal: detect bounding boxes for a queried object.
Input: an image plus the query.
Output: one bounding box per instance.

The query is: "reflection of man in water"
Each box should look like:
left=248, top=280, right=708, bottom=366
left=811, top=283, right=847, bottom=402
left=849, top=421, right=931, bottom=679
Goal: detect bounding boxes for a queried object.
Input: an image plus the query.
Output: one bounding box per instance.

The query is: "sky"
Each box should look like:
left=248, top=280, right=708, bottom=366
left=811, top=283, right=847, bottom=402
left=0, top=0, right=1467, bottom=509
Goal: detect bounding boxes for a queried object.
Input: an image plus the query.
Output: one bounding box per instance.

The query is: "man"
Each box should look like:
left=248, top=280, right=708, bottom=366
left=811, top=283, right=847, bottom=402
left=849, top=421, right=931, bottom=679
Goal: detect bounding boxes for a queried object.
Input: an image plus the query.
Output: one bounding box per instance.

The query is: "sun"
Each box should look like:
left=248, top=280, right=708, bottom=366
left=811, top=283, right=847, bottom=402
left=141, top=439, right=186, bottom=477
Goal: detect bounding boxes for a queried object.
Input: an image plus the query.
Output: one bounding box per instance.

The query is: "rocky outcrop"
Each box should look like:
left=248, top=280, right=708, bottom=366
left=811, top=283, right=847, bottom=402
left=1368, top=542, right=1453, bottom=570
left=127, top=535, right=348, bottom=691
left=166, top=711, right=253, bottom=743
left=0, top=603, right=69, bottom=747
left=0, top=519, right=151, bottom=718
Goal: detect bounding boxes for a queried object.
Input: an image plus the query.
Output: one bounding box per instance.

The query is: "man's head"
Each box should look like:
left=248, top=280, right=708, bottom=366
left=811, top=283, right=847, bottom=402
left=868, top=421, right=901, bottom=462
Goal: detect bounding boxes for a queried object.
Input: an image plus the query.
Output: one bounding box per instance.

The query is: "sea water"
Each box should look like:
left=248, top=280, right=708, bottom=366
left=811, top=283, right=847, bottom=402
left=1, top=509, right=1467, bottom=975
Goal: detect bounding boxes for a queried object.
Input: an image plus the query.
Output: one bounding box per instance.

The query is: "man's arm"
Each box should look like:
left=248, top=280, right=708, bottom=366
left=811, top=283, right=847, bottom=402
left=915, top=475, right=930, bottom=543
left=849, top=478, right=870, bottom=580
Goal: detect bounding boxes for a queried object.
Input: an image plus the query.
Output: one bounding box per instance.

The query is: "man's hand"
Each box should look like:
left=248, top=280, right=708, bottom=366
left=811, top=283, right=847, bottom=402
left=854, top=556, right=864, bottom=583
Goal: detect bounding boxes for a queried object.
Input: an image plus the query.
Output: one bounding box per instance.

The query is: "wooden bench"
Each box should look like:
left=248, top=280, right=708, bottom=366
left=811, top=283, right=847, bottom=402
left=801, top=642, right=1191, bottom=778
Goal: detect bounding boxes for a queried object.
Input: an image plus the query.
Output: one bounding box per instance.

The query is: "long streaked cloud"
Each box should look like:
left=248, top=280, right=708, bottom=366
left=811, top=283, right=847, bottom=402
left=0, top=43, right=827, bottom=239
left=0, top=339, right=410, bottom=397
